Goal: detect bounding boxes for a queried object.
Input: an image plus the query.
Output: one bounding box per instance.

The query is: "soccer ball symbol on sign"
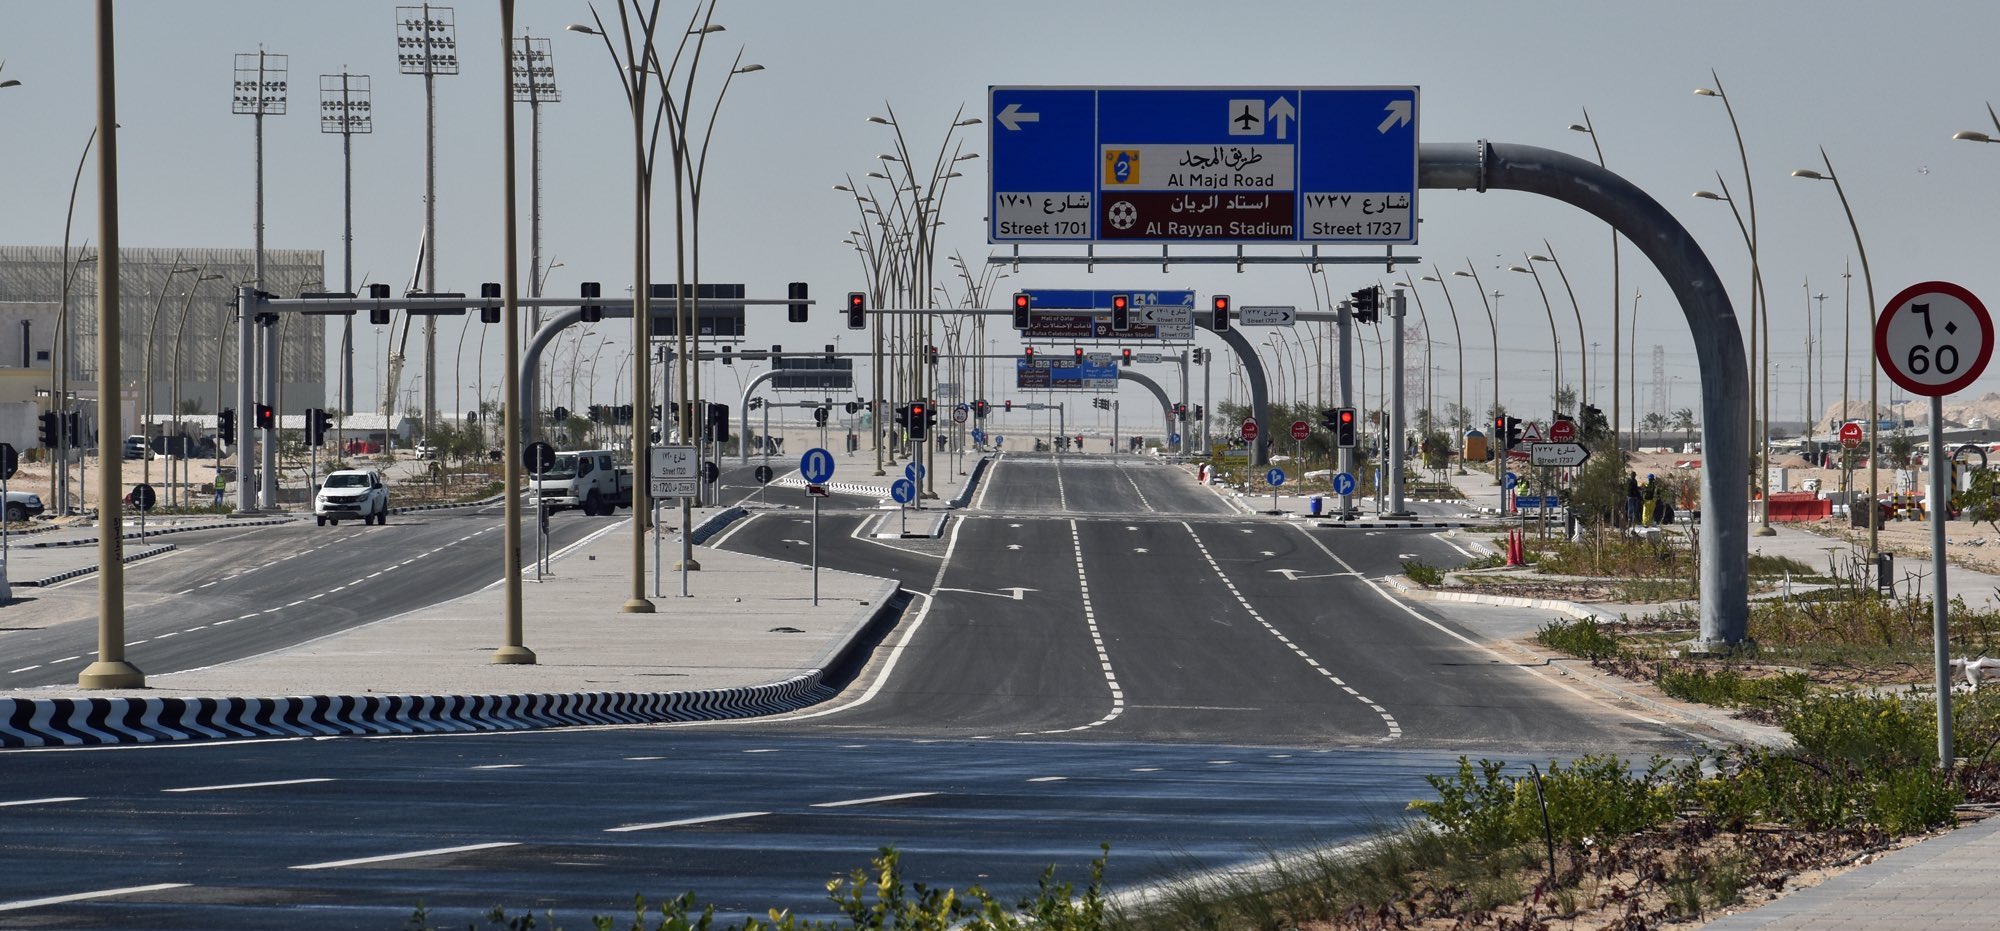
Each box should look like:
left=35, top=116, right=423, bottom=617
left=1106, top=201, right=1138, bottom=230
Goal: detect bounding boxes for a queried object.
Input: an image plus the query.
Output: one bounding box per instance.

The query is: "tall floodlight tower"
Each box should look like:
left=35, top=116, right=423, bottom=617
left=232, top=49, right=285, bottom=512
left=395, top=5, right=457, bottom=437
left=511, top=31, right=558, bottom=427
left=320, top=70, right=371, bottom=450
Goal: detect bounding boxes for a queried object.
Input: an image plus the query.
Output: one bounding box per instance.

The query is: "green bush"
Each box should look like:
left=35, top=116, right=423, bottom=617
left=1654, top=665, right=1810, bottom=711
left=1534, top=617, right=1625, bottom=661
left=1402, top=559, right=1444, bottom=587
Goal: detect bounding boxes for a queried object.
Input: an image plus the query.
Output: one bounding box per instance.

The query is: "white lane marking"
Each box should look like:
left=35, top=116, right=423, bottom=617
left=469, top=764, right=522, bottom=770
left=1131, top=767, right=1162, bottom=773
left=973, top=455, right=1001, bottom=511
left=1185, top=521, right=1402, bottom=741
left=163, top=777, right=336, bottom=794
left=198, top=581, right=217, bottom=588
left=624, top=756, right=665, bottom=761
left=9, top=665, right=40, bottom=673
left=1289, top=522, right=1658, bottom=726
left=291, top=841, right=520, bottom=871
left=1035, top=519, right=1126, bottom=735
left=742, top=748, right=781, bottom=754
left=1114, top=462, right=1154, bottom=511
left=0, top=796, right=86, bottom=808
left=0, top=883, right=191, bottom=913
left=1210, top=760, right=1237, bottom=765
left=173, top=589, right=193, bottom=596
left=1054, top=456, right=1069, bottom=512
left=707, top=511, right=758, bottom=549
left=810, top=791, right=938, bottom=808
left=606, top=811, right=769, bottom=833
left=1028, top=776, right=1068, bottom=783
left=1433, top=531, right=1476, bottom=559
left=54, top=655, right=78, bottom=663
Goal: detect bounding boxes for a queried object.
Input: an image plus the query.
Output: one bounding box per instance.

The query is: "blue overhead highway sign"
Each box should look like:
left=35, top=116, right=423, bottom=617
left=990, top=86, right=1418, bottom=246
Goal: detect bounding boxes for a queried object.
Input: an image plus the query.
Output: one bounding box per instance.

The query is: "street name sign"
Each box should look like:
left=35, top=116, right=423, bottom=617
left=1529, top=443, right=1590, bottom=468
left=991, top=86, right=1419, bottom=245
left=650, top=445, right=698, bottom=498
left=1139, top=306, right=1193, bottom=326
left=1239, top=305, right=1297, bottom=327
left=1134, top=353, right=1163, bottom=364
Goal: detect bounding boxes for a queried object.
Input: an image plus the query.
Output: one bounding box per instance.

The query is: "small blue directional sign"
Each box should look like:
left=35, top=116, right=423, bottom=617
left=891, top=478, right=917, bottom=505
left=1503, top=471, right=1520, bottom=490
left=1332, top=472, right=1356, bottom=495
left=1169, top=432, right=1182, bottom=446
left=904, top=462, right=926, bottom=484
left=991, top=86, right=1418, bottom=246
left=1266, top=468, right=1286, bottom=487
left=800, top=447, right=836, bottom=484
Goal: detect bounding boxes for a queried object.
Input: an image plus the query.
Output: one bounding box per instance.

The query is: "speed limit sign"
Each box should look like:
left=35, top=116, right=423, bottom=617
left=1875, top=281, right=1993, bottom=397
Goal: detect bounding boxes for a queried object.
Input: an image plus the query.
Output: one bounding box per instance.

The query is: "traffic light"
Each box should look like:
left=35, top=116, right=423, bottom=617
left=368, top=283, right=392, bottom=325
left=1174, top=402, right=1187, bottom=420
left=1351, top=286, right=1380, bottom=323
left=479, top=282, right=502, bottom=324
left=580, top=281, right=603, bottom=323
left=218, top=407, right=235, bottom=440
left=65, top=411, right=80, bottom=446
left=1073, top=346, right=1085, bottom=363
left=1121, top=347, right=1132, bottom=367
left=1004, top=400, right=1013, bottom=413
left=973, top=399, right=989, bottom=419
left=788, top=281, right=809, bottom=323
left=1334, top=407, right=1357, bottom=448
left=1506, top=416, right=1523, bottom=449
left=721, top=344, right=733, bottom=365
left=1012, top=292, right=1031, bottom=330
left=1194, top=404, right=1204, bottom=421
left=1321, top=408, right=1340, bottom=431
left=589, top=405, right=603, bottom=424
left=707, top=403, right=730, bottom=442
left=906, top=402, right=929, bottom=440
left=1211, top=294, right=1231, bottom=333
left=927, top=345, right=939, bottom=366
left=305, top=408, right=334, bottom=447
left=1092, top=397, right=1109, bottom=411
left=1111, top=293, right=1130, bottom=331
left=846, top=291, right=866, bottom=330
left=254, top=403, right=275, bottom=430
left=1024, top=346, right=1035, bottom=363
left=37, top=411, right=58, bottom=448
left=619, top=403, right=635, bottom=426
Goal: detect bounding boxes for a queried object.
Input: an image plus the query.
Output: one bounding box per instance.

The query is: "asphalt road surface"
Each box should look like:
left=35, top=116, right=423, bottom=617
left=0, top=453, right=1700, bottom=929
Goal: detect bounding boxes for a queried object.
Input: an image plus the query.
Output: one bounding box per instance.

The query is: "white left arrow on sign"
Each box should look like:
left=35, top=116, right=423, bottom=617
left=998, top=102, right=1040, bottom=131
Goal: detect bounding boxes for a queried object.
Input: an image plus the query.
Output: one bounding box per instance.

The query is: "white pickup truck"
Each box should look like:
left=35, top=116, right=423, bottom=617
left=528, top=449, right=633, bottom=516
left=315, top=469, right=390, bottom=526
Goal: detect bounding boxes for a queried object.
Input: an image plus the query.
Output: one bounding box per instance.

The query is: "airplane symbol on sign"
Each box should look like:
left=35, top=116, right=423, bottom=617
left=1233, top=105, right=1260, bottom=131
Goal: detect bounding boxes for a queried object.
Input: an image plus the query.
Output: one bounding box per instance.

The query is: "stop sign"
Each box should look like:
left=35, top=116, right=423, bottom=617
left=1547, top=420, right=1576, bottom=443
left=1240, top=418, right=1259, bottom=441
left=1840, top=421, right=1864, bottom=449
left=1290, top=420, right=1311, bottom=441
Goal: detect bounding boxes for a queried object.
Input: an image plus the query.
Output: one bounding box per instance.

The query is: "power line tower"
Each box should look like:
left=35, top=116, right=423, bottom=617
left=1650, top=344, right=1668, bottom=423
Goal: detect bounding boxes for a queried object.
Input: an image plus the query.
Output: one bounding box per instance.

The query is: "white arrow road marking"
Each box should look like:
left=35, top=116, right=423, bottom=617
left=935, top=587, right=1037, bottom=601
left=1266, top=97, right=1296, bottom=139
left=997, top=587, right=1035, bottom=600
left=1378, top=99, right=1413, bottom=133
left=997, top=102, right=1040, bottom=131
left=783, top=539, right=809, bottom=546
left=1134, top=548, right=1150, bottom=554
left=1399, top=553, right=1417, bottom=559
left=1260, top=550, right=1276, bottom=556
left=1268, top=568, right=1355, bottom=581
left=1007, top=543, right=1023, bottom=550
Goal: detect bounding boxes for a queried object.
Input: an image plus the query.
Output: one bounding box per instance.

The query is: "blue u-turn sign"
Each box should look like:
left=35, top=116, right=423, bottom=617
left=801, top=448, right=836, bottom=484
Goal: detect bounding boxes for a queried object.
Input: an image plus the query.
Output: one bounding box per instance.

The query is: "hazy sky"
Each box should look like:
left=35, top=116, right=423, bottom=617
left=7, top=1, right=2000, bottom=431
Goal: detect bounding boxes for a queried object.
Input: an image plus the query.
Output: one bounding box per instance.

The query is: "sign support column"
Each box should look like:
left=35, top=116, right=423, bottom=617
left=1337, top=299, right=1356, bottom=518
left=1388, top=287, right=1413, bottom=517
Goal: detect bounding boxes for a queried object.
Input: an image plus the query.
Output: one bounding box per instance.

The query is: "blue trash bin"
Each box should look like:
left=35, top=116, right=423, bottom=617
left=1309, top=495, right=1324, bottom=516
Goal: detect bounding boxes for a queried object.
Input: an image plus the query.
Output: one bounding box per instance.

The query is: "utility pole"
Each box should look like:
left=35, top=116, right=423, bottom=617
left=396, top=4, right=458, bottom=440
left=320, top=70, right=371, bottom=458
left=232, top=49, right=285, bottom=513
left=511, top=30, right=558, bottom=434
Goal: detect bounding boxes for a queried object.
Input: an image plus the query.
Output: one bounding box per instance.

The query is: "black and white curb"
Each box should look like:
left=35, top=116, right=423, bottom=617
left=24, top=517, right=291, bottom=548
left=390, top=494, right=505, bottom=516
left=1313, top=520, right=1481, bottom=530
left=0, top=673, right=837, bottom=749
left=15, top=544, right=178, bottom=588
left=688, top=506, right=748, bottom=545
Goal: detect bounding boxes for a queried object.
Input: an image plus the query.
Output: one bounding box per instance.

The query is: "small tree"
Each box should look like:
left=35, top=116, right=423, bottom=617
left=1641, top=411, right=1668, bottom=445
left=1672, top=407, right=1696, bottom=446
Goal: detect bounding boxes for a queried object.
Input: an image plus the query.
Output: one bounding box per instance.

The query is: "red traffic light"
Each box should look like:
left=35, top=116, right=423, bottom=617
left=1112, top=294, right=1128, bottom=311
left=1024, top=346, right=1035, bottom=360
left=848, top=293, right=864, bottom=311
left=1339, top=410, right=1354, bottom=424
left=1213, top=295, right=1229, bottom=311
left=1073, top=347, right=1085, bottom=361
left=1014, top=293, right=1030, bottom=310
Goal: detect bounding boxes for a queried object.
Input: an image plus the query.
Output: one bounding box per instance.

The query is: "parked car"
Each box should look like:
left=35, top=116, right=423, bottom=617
left=314, top=469, right=390, bottom=526
left=3, top=490, right=44, bottom=523
left=122, top=435, right=156, bottom=460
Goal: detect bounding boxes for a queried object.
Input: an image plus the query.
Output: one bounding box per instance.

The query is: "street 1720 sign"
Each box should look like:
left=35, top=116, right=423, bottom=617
left=989, top=86, right=1419, bottom=245
left=1875, top=281, right=1993, bottom=398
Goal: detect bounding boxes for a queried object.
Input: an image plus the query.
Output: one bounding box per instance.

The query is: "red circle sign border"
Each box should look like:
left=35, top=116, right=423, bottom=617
left=1874, top=280, right=1993, bottom=398
left=1240, top=418, right=1259, bottom=441
left=1290, top=420, right=1310, bottom=441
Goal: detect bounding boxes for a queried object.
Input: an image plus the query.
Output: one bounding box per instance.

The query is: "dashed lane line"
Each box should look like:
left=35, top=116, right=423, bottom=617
left=291, top=841, right=521, bottom=871
left=1029, top=520, right=1125, bottom=736
left=0, top=884, right=192, bottom=914
left=163, top=778, right=336, bottom=794
left=1183, top=521, right=1402, bottom=741
left=0, top=797, right=86, bottom=808
left=606, top=811, right=770, bottom=833
left=810, top=791, right=938, bottom=808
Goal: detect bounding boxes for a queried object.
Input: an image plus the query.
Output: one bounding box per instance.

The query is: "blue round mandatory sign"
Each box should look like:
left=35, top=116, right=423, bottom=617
left=1503, top=471, right=1520, bottom=490
left=891, top=478, right=917, bottom=504
left=904, top=462, right=927, bottom=484
left=800, top=447, right=836, bottom=484
left=1266, top=468, right=1286, bottom=487
left=1332, top=472, right=1356, bottom=495
left=1169, top=432, right=1181, bottom=446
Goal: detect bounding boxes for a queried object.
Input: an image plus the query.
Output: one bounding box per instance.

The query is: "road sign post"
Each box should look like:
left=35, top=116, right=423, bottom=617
left=1876, top=281, right=1994, bottom=772
left=801, top=448, right=837, bottom=607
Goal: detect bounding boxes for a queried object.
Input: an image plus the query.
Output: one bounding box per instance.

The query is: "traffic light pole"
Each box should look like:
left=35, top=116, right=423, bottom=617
left=259, top=314, right=278, bottom=509
left=235, top=288, right=256, bottom=515
left=1387, top=288, right=1413, bottom=518
left=1337, top=300, right=1356, bottom=519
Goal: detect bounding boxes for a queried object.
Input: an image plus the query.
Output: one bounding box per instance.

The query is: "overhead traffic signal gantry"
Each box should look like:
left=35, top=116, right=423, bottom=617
left=1121, top=347, right=1132, bottom=367
left=1073, top=346, right=1085, bottom=363
left=367, top=282, right=392, bottom=325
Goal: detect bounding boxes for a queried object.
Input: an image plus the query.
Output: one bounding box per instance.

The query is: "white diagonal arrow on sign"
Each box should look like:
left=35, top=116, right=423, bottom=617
left=997, top=103, right=1040, bottom=131
left=1266, top=97, right=1296, bottom=140
left=1378, top=99, right=1413, bottom=133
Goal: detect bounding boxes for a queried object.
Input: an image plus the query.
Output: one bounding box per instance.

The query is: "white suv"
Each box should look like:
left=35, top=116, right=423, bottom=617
left=315, top=469, right=390, bottom=526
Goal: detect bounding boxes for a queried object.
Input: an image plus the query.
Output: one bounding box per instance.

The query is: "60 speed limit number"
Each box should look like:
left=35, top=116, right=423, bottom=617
left=1875, top=281, right=1993, bottom=398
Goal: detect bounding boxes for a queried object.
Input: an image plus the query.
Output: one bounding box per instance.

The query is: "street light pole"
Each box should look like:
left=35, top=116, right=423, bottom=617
left=320, top=70, right=372, bottom=456
left=1692, top=179, right=1774, bottom=535
left=1794, top=150, right=1879, bottom=556
left=1420, top=265, right=1468, bottom=460
left=1507, top=258, right=1564, bottom=417
left=1530, top=241, right=1588, bottom=413
left=396, top=4, right=458, bottom=444
left=141, top=262, right=197, bottom=492
left=492, top=0, right=535, bottom=664
left=1568, top=110, right=1621, bottom=455
left=1453, top=265, right=1501, bottom=486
